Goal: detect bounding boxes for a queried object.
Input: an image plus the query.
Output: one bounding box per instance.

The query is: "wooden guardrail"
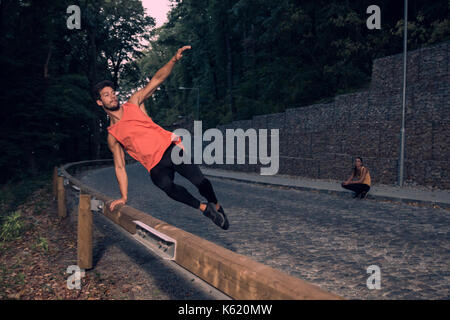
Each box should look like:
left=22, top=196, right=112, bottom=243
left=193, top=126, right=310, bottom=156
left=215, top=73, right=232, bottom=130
left=55, top=160, right=343, bottom=300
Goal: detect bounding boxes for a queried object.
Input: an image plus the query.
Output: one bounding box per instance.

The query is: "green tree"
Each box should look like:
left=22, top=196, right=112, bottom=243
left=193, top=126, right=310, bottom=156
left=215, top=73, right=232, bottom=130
left=0, top=0, right=155, bottom=183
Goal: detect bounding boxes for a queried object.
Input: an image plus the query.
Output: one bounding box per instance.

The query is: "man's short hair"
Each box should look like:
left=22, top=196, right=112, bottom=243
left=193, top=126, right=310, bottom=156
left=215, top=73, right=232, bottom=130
left=92, top=80, right=115, bottom=101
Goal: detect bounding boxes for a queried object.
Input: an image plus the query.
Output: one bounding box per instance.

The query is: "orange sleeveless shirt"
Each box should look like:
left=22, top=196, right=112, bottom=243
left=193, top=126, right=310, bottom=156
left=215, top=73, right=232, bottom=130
left=107, top=102, right=183, bottom=172
left=357, top=166, right=371, bottom=186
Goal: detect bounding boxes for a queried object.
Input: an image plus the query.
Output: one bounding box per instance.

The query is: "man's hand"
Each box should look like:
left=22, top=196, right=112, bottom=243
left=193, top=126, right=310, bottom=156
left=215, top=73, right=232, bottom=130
left=173, top=45, right=191, bottom=62
left=109, top=197, right=127, bottom=211
left=129, top=45, right=192, bottom=106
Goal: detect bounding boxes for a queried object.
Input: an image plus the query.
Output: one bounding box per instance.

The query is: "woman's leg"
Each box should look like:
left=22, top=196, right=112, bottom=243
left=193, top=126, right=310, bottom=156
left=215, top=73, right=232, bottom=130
left=341, top=183, right=365, bottom=197
left=360, top=185, right=370, bottom=198
left=342, top=183, right=358, bottom=193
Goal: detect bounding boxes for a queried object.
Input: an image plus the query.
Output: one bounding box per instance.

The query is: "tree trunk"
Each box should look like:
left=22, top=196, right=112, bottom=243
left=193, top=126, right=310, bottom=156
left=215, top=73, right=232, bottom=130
left=28, top=151, right=38, bottom=176
left=86, top=14, right=101, bottom=159
left=207, top=52, right=219, bottom=100
left=225, top=35, right=235, bottom=120
left=44, top=44, right=52, bottom=79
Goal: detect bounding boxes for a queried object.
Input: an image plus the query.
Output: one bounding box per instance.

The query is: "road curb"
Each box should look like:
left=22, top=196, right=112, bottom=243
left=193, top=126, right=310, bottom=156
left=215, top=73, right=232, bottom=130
left=202, top=170, right=450, bottom=210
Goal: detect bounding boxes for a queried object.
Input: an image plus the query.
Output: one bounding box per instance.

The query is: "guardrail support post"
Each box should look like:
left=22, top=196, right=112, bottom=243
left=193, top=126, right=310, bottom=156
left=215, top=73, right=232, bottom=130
left=77, top=193, right=93, bottom=270
left=57, top=176, right=67, bottom=218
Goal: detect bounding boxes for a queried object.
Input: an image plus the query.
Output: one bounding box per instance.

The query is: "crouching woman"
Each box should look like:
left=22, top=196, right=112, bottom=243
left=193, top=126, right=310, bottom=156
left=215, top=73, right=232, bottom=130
left=341, top=157, right=371, bottom=199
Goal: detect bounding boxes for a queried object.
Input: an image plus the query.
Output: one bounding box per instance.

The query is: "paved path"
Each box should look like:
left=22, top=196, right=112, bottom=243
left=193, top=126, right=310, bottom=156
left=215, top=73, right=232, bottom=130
left=79, top=163, right=450, bottom=300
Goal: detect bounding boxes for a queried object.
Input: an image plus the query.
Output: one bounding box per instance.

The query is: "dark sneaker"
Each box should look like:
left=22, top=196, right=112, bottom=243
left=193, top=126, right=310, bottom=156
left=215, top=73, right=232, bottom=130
left=352, top=192, right=360, bottom=199
left=203, top=203, right=229, bottom=230
left=218, top=206, right=230, bottom=228
left=360, top=191, right=368, bottom=199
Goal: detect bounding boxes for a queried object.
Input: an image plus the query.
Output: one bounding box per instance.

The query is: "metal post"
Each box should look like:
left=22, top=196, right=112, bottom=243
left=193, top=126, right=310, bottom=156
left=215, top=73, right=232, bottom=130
left=399, top=0, right=408, bottom=187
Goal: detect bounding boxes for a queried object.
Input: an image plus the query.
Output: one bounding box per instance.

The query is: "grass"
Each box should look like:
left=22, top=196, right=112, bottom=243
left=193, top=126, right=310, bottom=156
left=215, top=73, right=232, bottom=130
left=32, top=237, right=49, bottom=253
left=15, top=272, right=26, bottom=285
left=0, top=210, right=25, bottom=242
left=0, top=173, right=50, bottom=244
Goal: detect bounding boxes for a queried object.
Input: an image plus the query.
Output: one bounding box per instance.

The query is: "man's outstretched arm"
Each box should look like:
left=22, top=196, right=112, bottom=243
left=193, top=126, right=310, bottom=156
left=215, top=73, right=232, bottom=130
left=129, top=45, right=191, bottom=106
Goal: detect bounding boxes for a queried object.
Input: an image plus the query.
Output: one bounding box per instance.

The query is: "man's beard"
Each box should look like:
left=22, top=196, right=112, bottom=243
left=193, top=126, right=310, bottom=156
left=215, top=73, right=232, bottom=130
left=104, top=102, right=120, bottom=112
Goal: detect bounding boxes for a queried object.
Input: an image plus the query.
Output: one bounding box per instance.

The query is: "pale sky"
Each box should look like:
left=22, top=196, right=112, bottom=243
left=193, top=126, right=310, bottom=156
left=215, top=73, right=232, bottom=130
left=141, top=0, right=172, bottom=28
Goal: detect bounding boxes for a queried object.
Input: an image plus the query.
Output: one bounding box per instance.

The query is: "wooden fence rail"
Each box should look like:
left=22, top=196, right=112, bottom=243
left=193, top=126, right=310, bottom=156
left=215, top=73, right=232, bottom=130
left=54, top=160, right=342, bottom=300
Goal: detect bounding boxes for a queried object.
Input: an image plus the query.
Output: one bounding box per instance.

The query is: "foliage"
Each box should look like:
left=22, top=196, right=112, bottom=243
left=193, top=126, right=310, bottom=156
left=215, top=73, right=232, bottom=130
left=0, top=0, right=153, bottom=183
left=120, top=0, right=449, bottom=128
left=0, top=210, right=25, bottom=242
left=0, top=0, right=448, bottom=182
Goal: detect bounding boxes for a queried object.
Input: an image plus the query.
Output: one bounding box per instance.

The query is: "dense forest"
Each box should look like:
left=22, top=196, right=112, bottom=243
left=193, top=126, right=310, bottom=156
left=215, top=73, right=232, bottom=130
left=0, top=0, right=448, bottom=184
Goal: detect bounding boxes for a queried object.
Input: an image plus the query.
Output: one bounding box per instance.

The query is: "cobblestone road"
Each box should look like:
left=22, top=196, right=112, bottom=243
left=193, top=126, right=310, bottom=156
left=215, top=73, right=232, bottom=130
left=79, top=163, right=450, bottom=300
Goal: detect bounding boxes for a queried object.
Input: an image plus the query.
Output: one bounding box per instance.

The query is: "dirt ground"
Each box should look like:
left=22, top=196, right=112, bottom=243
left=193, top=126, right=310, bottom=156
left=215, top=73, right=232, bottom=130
left=0, top=179, right=220, bottom=300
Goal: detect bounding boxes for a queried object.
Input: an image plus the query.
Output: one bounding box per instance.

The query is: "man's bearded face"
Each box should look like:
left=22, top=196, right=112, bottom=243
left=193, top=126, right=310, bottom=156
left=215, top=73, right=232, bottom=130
left=99, top=87, right=120, bottom=111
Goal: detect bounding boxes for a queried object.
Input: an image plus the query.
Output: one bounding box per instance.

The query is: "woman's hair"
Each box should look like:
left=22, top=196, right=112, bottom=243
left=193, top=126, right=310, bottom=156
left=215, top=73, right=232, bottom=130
left=353, top=157, right=363, bottom=176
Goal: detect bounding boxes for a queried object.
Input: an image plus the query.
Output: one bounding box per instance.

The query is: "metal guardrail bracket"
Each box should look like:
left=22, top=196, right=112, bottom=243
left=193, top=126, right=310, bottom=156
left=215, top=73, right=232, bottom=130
left=133, top=221, right=176, bottom=260
left=90, top=199, right=104, bottom=212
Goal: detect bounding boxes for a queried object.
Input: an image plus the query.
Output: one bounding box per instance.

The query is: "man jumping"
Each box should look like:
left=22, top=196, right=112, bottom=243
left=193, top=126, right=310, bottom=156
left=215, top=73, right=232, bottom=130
left=92, top=46, right=229, bottom=230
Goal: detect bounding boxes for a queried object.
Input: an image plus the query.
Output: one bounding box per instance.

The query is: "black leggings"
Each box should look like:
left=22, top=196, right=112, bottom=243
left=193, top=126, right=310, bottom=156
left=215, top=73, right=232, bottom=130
left=150, top=143, right=218, bottom=209
left=341, top=183, right=370, bottom=195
